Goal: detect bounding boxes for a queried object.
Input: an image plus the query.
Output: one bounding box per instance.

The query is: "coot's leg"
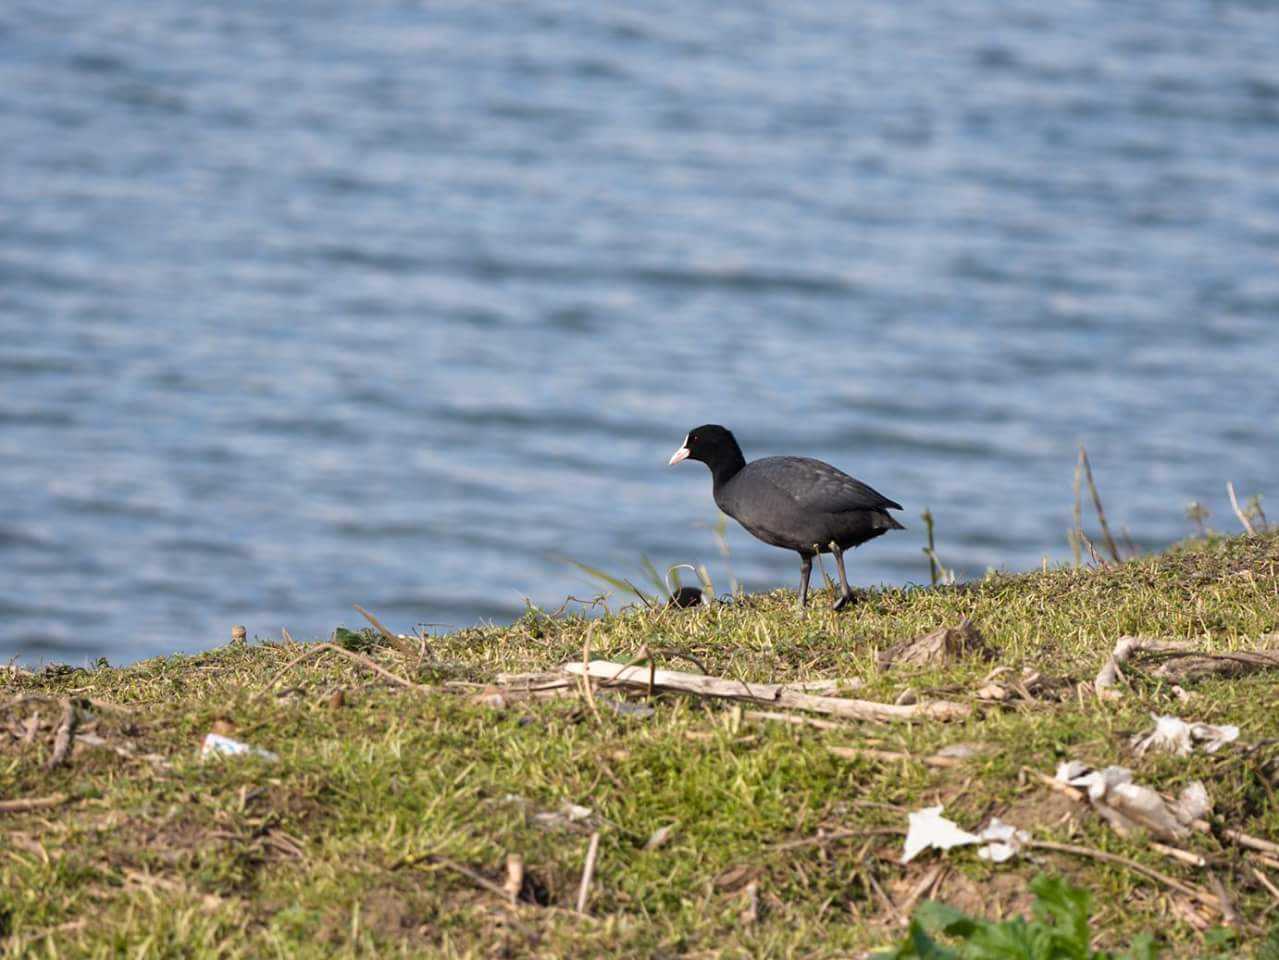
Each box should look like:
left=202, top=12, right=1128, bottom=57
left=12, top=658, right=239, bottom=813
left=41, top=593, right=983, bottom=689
left=831, top=543, right=855, bottom=611
left=796, top=553, right=812, bottom=609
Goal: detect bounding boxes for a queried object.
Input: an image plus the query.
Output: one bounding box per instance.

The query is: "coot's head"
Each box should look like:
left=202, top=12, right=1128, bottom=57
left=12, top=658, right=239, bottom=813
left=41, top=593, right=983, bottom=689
left=668, top=424, right=742, bottom=468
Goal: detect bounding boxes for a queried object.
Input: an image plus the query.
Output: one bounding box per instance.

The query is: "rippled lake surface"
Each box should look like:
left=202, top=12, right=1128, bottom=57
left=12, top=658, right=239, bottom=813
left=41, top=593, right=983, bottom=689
left=3, top=1, right=1278, bottom=665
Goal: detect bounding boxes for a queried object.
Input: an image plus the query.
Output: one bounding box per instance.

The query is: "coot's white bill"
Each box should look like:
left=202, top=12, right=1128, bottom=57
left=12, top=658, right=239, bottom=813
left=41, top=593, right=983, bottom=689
left=668, top=437, right=690, bottom=465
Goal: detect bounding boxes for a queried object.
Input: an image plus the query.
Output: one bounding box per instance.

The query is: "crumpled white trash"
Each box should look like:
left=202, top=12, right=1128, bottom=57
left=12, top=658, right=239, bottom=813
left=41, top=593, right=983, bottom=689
left=901, top=806, right=1031, bottom=864
left=1131, top=714, right=1239, bottom=756
left=1055, top=761, right=1209, bottom=839
left=201, top=732, right=279, bottom=762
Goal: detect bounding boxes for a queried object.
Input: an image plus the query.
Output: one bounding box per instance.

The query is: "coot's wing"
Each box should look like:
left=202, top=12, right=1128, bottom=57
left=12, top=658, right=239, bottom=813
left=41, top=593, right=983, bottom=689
left=752, top=457, right=903, bottom=514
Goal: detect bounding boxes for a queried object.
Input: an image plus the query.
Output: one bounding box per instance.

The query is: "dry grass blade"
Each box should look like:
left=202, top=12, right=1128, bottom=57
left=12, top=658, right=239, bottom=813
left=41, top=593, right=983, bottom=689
left=576, top=831, right=602, bottom=915
left=1079, top=444, right=1121, bottom=563
left=1208, top=873, right=1244, bottom=931
left=258, top=643, right=431, bottom=700
left=354, top=604, right=419, bottom=657
left=46, top=699, right=77, bottom=770
left=436, top=857, right=522, bottom=903
left=579, top=623, right=604, bottom=725
left=1228, top=481, right=1257, bottom=536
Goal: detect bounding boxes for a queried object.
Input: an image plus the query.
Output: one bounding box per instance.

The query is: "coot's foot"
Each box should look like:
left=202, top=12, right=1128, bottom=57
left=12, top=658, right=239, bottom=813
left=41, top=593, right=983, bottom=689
left=831, top=592, right=856, bottom=612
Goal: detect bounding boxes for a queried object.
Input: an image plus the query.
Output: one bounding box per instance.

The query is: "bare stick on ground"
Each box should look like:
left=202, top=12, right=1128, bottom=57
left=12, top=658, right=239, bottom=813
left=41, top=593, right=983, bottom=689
left=563, top=661, right=971, bottom=722
left=1028, top=840, right=1221, bottom=914
left=576, top=831, right=602, bottom=915
left=0, top=793, right=71, bottom=814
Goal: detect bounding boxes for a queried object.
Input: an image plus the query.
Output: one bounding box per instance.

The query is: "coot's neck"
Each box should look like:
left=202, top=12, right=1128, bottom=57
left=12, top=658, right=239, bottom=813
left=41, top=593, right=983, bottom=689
left=707, top=444, right=747, bottom=492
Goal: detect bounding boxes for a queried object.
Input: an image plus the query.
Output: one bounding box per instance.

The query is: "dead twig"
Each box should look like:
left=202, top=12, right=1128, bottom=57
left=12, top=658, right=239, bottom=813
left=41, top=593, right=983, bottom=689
left=1252, top=867, right=1279, bottom=906
left=438, top=857, right=523, bottom=902
left=1189, top=818, right=1279, bottom=858
left=1028, top=839, right=1220, bottom=913
left=576, top=831, right=602, bottom=915
left=1149, top=842, right=1207, bottom=868
left=563, top=661, right=971, bottom=723
left=898, top=864, right=946, bottom=921
left=1227, top=482, right=1256, bottom=536
left=0, top=793, right=72, bottom=814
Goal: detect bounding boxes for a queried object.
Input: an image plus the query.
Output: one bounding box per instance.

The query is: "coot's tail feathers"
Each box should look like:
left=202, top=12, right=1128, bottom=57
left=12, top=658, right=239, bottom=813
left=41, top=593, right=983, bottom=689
left=876, top=510, right=906, bottom=531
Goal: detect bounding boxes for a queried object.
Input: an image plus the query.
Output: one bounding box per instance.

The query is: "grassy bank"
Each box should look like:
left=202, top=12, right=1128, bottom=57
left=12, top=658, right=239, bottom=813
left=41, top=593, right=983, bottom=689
left=4, top=533, right=1279, bottom=957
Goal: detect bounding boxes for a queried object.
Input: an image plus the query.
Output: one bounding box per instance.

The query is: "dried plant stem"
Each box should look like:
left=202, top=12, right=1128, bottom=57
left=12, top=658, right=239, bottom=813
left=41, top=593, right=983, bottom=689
left=1227, top=481, right=1256, bottom=536
left=564, top=660, right=971, bottom=722
left=1078, top=444, right=1121, bottom=563
left=578, top=623, right=604, bottom=725
left=354, top=604, right=419, bottom=657
left=576, top=831, right=601, bottom=914
left=259, top=643, right=430, bottom=700
left=503, top=854, right=524, bottom=905
left=0, top=793, right=71, bottom=814
left=46, top=699, right=77, bottom=770
left=1028, top=839, right=1220, bottom=912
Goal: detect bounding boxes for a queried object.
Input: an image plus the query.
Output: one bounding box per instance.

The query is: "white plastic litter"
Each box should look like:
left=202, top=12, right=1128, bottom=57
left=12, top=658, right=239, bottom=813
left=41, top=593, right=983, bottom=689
left=531, top=802, right=596, bottom=829
left=901, top=806, right=1029, bottom=864
left=1131, top=714, right=1239, bottom=756
left=1173, top=781, right=1212, bottom=822
left=977, top=817, right=1032, bottom=863
left=200, top=732, right=278, bottom=762
left=901, top=806, right=981, bottom=863
left=1054, top=762, right=1209, bottom=839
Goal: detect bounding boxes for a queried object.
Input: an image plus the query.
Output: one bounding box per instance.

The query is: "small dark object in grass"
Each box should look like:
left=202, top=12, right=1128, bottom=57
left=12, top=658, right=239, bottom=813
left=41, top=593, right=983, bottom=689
left=669, top=425, right=904, bottom=611
left=668, top=586, right=706, bottom=608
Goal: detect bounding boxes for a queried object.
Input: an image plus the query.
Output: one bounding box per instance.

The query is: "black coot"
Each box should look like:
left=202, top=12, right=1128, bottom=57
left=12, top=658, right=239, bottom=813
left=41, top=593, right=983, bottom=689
left=669, top=425, right=904, bottom=610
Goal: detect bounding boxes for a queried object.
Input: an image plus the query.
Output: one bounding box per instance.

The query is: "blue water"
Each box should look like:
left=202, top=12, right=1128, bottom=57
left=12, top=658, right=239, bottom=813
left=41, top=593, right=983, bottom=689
left=3, top=1, right=1278, bottom=665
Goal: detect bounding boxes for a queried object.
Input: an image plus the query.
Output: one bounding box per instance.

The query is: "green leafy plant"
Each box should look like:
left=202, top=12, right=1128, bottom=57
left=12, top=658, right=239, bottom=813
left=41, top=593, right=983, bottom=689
left=875, top=875, right=1159, bottom=960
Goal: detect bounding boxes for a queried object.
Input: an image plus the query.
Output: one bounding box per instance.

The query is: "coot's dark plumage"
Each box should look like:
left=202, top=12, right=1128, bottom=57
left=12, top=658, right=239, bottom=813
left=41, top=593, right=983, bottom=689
left=669, top=425, right=904, bottom=610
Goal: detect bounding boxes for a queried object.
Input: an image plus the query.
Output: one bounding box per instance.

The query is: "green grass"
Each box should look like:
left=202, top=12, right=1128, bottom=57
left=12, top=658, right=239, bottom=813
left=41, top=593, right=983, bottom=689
left=4, top=533, right=1279, bottom=958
